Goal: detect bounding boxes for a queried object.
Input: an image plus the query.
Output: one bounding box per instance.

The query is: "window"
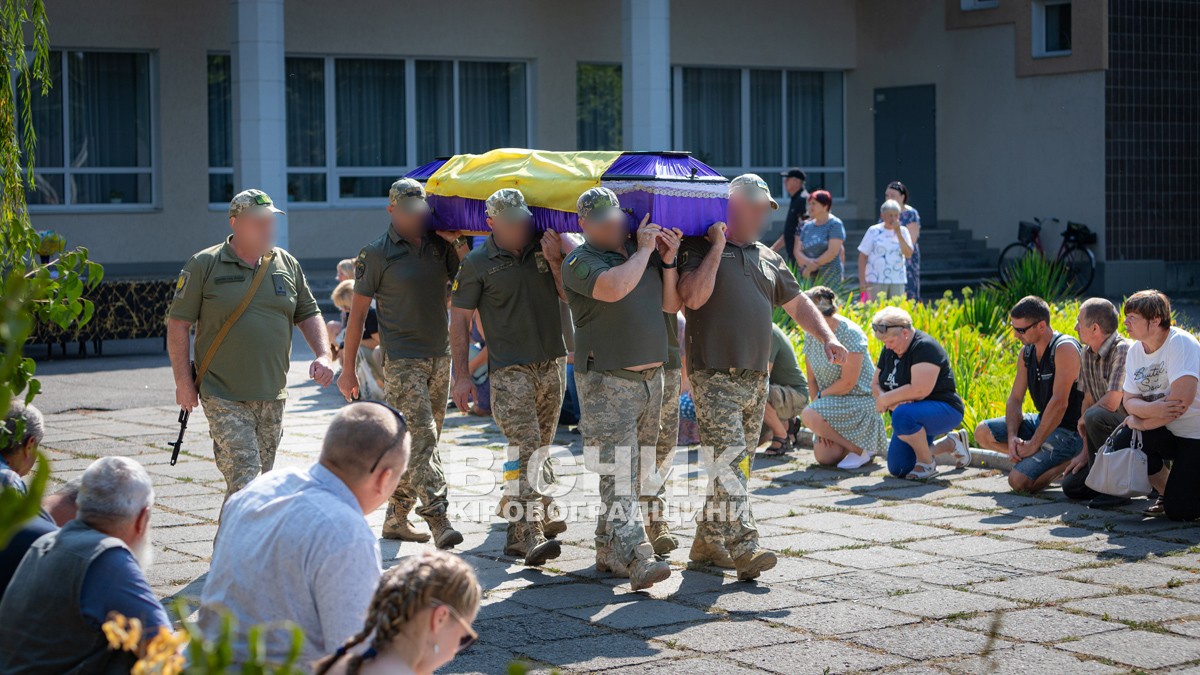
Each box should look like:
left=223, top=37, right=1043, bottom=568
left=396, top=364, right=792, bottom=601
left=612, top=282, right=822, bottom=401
left=961, top=0, right=999, bottom=10
left=25, top=51, right=154, bottom=208
left=577, top=63, right=622, bottom=151
left=673, top=67, right=845, bottom=198
left=1034, top=0, right=1072, bottom=57
left=208, top=56, right=529, bottom=206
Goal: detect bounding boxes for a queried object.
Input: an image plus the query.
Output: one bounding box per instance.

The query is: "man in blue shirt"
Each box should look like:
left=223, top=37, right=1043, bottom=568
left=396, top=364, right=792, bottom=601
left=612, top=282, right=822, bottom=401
left=0, top=478, right=80, bottom=597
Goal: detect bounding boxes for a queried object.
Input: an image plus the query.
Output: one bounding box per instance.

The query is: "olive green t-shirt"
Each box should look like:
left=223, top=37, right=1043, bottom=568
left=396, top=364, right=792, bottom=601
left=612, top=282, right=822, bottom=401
left=562, top=240, right=668, bottom=374
left=769, top=323, right=809, bottom=388
left=168, top=237, right=321, bottom=401
left=353, top=227, right=458, bottom=359
left=664, top=312, right=681, bottom=370
left=678, top=238, right=801, bottom=373
left=451, top=235, right=566, bottom=369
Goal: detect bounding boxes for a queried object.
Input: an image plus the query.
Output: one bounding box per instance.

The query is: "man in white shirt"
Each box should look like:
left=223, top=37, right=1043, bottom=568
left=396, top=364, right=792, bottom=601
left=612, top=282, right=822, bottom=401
left=199, top=402, right=410, bottom=667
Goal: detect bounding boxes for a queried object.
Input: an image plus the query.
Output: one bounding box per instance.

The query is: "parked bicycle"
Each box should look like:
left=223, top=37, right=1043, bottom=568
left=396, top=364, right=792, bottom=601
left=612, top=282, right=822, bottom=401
left=998, top=217, right=1097, bottom=294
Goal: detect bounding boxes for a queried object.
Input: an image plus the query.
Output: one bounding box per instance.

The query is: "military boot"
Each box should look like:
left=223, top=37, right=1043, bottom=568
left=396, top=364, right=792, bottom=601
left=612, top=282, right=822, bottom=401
left=734, top=546, right=778, bottom=581
left=504, top=521, right=528, bottom=558
left=688, top=536, right=735, bottom=569
left=424, top=512, right=464, bottom=550
left=645, top=520, right=679, bottom=556
left=498, top=495, right=567, bottom=538
left=522, top=516, right=561, bottom=567
left=381, top=499, right=431, bottom=542
left=628, top=542, right=672, bottom=590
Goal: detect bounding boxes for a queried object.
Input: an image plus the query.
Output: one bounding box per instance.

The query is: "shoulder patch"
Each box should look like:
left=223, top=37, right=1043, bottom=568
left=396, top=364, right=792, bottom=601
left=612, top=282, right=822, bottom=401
left=569, top=255, right=591, bottom=280
left=354, top=256, right=366, bottom=280
left=679, top=250, right=688, bottom=267
left=173, top=270, right=190, bottom=301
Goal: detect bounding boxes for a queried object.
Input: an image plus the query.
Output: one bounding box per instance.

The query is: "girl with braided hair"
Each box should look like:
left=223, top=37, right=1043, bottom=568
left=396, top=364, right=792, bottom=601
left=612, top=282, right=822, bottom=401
left=314, top=550, right=481, bottom=675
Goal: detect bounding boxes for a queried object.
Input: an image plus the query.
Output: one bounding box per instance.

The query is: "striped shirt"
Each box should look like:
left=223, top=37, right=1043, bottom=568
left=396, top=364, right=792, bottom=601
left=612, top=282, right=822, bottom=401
left=1079, top=331, right=1131, bottom=402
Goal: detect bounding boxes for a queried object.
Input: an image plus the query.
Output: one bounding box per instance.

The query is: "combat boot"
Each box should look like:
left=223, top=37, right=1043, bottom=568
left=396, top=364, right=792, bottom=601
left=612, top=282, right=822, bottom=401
left=381, top=499, right=430, bottom=542
left=522, top=517, right=561, bottom=567
left=424, top=512, right=464, bottom=550
left=628, top=542, right=672, bottom=590
left=688, top=536, right=735, bottom=569
left=595, top=544, right=629, bottom=575
left=498, top=495, right=567, bottom=538
left=734, top=546, right=778, bottom=581
left=503, top=521, right=528, bottom=558
left=645, top=520, right=679, bottom=556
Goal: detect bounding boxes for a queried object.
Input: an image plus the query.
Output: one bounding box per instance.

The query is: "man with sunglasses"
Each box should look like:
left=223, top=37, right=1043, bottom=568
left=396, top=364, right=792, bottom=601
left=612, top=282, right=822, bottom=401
left=974, top=295, right=1084, bottom=493
left=678, top=174, right=848, bottom=581
left=338, top=178, right=469, bottom=549
left=563, top=187, right=679, bottom=589
left=450, top=188, right=572, bottom=567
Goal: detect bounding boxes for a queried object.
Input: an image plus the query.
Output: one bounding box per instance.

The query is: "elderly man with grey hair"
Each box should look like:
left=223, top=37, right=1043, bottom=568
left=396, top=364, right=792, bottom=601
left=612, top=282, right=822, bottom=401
left=200, top=401, right=411, bottom=667
left=1, top=400, right=44, bottom=493
left=0, top=457, right=168, bottom=674
left=856, top=199, right=913, bottom=301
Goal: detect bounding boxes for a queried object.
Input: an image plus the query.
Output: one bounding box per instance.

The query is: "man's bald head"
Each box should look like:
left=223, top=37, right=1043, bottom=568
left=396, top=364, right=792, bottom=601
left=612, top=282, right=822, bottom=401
left=320, top=402, right=410, bottom=481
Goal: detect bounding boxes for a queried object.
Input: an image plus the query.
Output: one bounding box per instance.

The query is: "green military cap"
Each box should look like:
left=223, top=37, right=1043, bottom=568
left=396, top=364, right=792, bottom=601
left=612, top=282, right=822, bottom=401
left=228, top=188, right=285, bottom=218
left=729, top=173, right=779, bottom=210
left=389, top=177, right=429, bottom=212
left=485, top=188, right=533, bottom=221
left=576, top=186, right=624, bottom=222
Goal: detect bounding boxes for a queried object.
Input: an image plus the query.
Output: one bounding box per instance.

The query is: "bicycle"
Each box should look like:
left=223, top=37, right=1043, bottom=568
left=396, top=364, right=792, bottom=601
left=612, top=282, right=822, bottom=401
left=997, top=217, right=1097, bottom=294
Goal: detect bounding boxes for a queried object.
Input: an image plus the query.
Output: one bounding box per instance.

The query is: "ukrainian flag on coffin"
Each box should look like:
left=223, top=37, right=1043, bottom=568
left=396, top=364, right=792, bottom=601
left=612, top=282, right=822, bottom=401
left=405, top=148, right=729, bottom=237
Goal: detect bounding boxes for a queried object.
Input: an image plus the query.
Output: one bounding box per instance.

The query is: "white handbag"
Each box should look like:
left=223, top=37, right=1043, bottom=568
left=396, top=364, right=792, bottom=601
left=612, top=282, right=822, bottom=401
left=1085, top=428, right=1153, bottom=498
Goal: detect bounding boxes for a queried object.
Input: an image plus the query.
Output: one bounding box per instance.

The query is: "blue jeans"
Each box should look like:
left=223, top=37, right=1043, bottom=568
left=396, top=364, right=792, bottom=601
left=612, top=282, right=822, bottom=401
left=983, top=413, right=1082, bottom=480
left=887, top=400, right=965, bottom=476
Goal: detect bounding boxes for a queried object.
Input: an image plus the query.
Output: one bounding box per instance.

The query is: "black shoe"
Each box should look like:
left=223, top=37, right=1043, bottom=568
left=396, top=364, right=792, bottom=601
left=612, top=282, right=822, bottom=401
left=787, top=417, right=803, bottom=444
left=1088, top=494, right=1132, bottom=509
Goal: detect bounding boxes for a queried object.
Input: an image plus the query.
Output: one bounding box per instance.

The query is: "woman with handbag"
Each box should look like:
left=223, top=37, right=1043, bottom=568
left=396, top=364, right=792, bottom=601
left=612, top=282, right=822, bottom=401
left=1112, top=290, right=1200, bottom=520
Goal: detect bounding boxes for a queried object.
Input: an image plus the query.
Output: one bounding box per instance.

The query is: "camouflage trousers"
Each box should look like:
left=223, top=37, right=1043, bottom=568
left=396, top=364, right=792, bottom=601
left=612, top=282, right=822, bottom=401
left=491, top=357, right=565, bottom=509
left=690, top=368, right=768, bottom=560
left=576, top=367, right=662, bottom=566
left=642, top=367, right=680, bottom=523
left=384, top=356, right=451, bottom=517
left=200, top=395, right=286, bottom=503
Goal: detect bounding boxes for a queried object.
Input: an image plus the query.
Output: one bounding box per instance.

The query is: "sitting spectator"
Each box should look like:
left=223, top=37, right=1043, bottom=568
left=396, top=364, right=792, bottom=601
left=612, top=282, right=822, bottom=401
left=799, top=286, right=888, bottom=469
left=1063, top=298, right=1133, bottom=507
left=200, top=402, right=411, bottom=666
left=1, top=400, right=43, bottom=493
left=1114, top=290, right=1200, bottom=520
left=333, top=280, right=385, bottom=401
left=793, top=190, right=845, bottom=285
left=0, top=478, right=80, bottom=596
left=975, top=296, right=1084, bottom=493
left=870, top=307, right=970, bottom=479
left=315, top=550, right=480, bottom=675
left=857, top=200, right=913, bottom=301
left=327, top=258, right=359, bottom=348
left=0, top=457, right=168, bottom=674
left=763, top=323, right=809, bottom=456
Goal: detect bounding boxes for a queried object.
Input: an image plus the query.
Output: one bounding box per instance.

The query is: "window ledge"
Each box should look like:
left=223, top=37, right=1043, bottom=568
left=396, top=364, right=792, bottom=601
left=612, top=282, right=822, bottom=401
left=29, top=205, right=159, bottom=215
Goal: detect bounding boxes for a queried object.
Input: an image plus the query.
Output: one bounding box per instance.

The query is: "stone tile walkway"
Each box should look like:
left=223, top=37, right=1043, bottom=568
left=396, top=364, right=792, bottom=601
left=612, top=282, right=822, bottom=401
left=34, top=363, right=1200, bottom=674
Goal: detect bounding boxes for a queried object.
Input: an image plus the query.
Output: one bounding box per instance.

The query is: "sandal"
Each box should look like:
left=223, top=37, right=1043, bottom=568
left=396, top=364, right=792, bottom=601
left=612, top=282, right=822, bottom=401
left=787, top=417, right=803, bottom=445
left=905, top=461, right=938, bottom=481
left=1144, top=496, right=1166, bottom=517
left=763, top=437, right=792, bottom=457
left=949, top=429, right=972, bottom=469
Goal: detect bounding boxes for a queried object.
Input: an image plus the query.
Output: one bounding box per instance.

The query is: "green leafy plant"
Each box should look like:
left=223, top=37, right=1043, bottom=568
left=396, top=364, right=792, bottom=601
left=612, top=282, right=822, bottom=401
left=988, top=252, right=1074, bottom=306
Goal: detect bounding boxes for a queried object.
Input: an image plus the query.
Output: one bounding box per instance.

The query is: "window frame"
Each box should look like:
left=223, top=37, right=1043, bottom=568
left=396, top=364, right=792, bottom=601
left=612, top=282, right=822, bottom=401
left=1032, top=0, right=1073, bottom=58
left=208, top=54, right=533, bottom=210
left=27, top=48, right=159, bottom=213
left=670, top=65, right=848, bottom=201
left=961, top=0, right=1000, bottom=11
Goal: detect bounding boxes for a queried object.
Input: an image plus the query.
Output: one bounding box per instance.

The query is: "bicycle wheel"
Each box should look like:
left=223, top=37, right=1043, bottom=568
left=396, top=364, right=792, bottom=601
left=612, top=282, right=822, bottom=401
left=1059, top=246, right=1096, bottom=295
left=998, top=243, right=1033, bottom=283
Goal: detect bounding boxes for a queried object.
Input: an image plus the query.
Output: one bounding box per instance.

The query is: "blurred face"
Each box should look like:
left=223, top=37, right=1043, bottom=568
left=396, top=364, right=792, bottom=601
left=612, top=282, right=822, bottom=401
left=1009, top=316, right=1047, bottom=346
left=229, top=211, right=277, bottom=255
left=428, top=602, right=478, bottom=670
left=784, top=176, right=802, bottom=195
left=807, top=197, right=828, bottom=218
left=579, top=214, right=628, bottom=251
left=727, top=191, right=771, bottom=240
left=487, top=214, right=534, bottom=252
left=388, top=204, right=426, bottom=237
left=881, top=210, right=900, bottom=228
left=885, top=187, right=905, bottom=205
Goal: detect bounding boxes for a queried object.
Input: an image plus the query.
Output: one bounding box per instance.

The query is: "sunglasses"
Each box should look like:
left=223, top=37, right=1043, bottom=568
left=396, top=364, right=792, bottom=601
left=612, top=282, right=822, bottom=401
left=431, top=600, right=478, bottom=651
left=872, top=323, right=905, bottom=335
left=1010, top=322, right=1042, bottom=335
left=356, top=400, right=407, bottom=473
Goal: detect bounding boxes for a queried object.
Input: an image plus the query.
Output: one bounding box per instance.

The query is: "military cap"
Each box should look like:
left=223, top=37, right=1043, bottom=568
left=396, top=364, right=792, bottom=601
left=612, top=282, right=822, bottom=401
left=228, top=188, right=285, bottom=218
left=576, top=186, right=624, bottom=222
left=729, top=173, right=779, bottom=210
left=484, top=188, right=533, bottom=221
left=389, top=178, right=429, bottom=212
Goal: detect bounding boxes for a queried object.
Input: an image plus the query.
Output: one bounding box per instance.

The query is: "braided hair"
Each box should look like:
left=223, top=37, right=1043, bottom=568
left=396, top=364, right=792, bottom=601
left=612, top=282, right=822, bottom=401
left=313, top=550, right=481, bottom=675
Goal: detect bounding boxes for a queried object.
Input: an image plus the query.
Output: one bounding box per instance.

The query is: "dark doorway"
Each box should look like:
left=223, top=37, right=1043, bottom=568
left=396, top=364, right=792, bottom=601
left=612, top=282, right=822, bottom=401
left=874, top=85, right=937, bottom=228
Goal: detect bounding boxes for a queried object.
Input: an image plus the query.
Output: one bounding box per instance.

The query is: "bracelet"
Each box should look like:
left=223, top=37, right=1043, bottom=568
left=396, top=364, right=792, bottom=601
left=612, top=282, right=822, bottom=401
left=661, top=260, right=677, bottom=269
left=453, top=236, right=469, bottom=249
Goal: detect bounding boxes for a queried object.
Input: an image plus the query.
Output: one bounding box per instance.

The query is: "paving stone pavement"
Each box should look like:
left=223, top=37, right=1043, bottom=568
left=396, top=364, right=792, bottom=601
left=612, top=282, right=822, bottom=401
left=30, top=358, right=1200, bottom=674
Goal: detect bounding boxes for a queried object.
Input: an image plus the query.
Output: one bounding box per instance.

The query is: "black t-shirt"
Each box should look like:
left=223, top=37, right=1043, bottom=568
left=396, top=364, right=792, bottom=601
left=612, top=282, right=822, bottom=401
left=781, top=191, right=807, bottom=263
left=362, top=307, right=379, bottom=339
left=876, top=330, right=964, bottom=412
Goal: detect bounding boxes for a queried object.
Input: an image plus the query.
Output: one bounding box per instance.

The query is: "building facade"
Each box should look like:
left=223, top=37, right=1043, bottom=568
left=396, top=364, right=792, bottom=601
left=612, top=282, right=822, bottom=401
left=27, top=0, right=1200, bottom=295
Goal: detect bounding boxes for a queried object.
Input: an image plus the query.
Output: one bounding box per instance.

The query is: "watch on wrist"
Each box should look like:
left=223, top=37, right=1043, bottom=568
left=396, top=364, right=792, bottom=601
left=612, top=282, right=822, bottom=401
left=453, top=236, right=469, bottom=249
left=661, top=259, right=677, bottom=269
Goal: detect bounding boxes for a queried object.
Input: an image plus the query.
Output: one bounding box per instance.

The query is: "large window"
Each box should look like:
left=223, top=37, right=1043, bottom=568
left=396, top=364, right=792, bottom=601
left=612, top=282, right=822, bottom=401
left=25, top=51, right=154, bottom=208
left=208, top=56, right=529, bottom=205
left=673, top=67, right=845, bottom=198
left=577, top=63, right=622, bottom=151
